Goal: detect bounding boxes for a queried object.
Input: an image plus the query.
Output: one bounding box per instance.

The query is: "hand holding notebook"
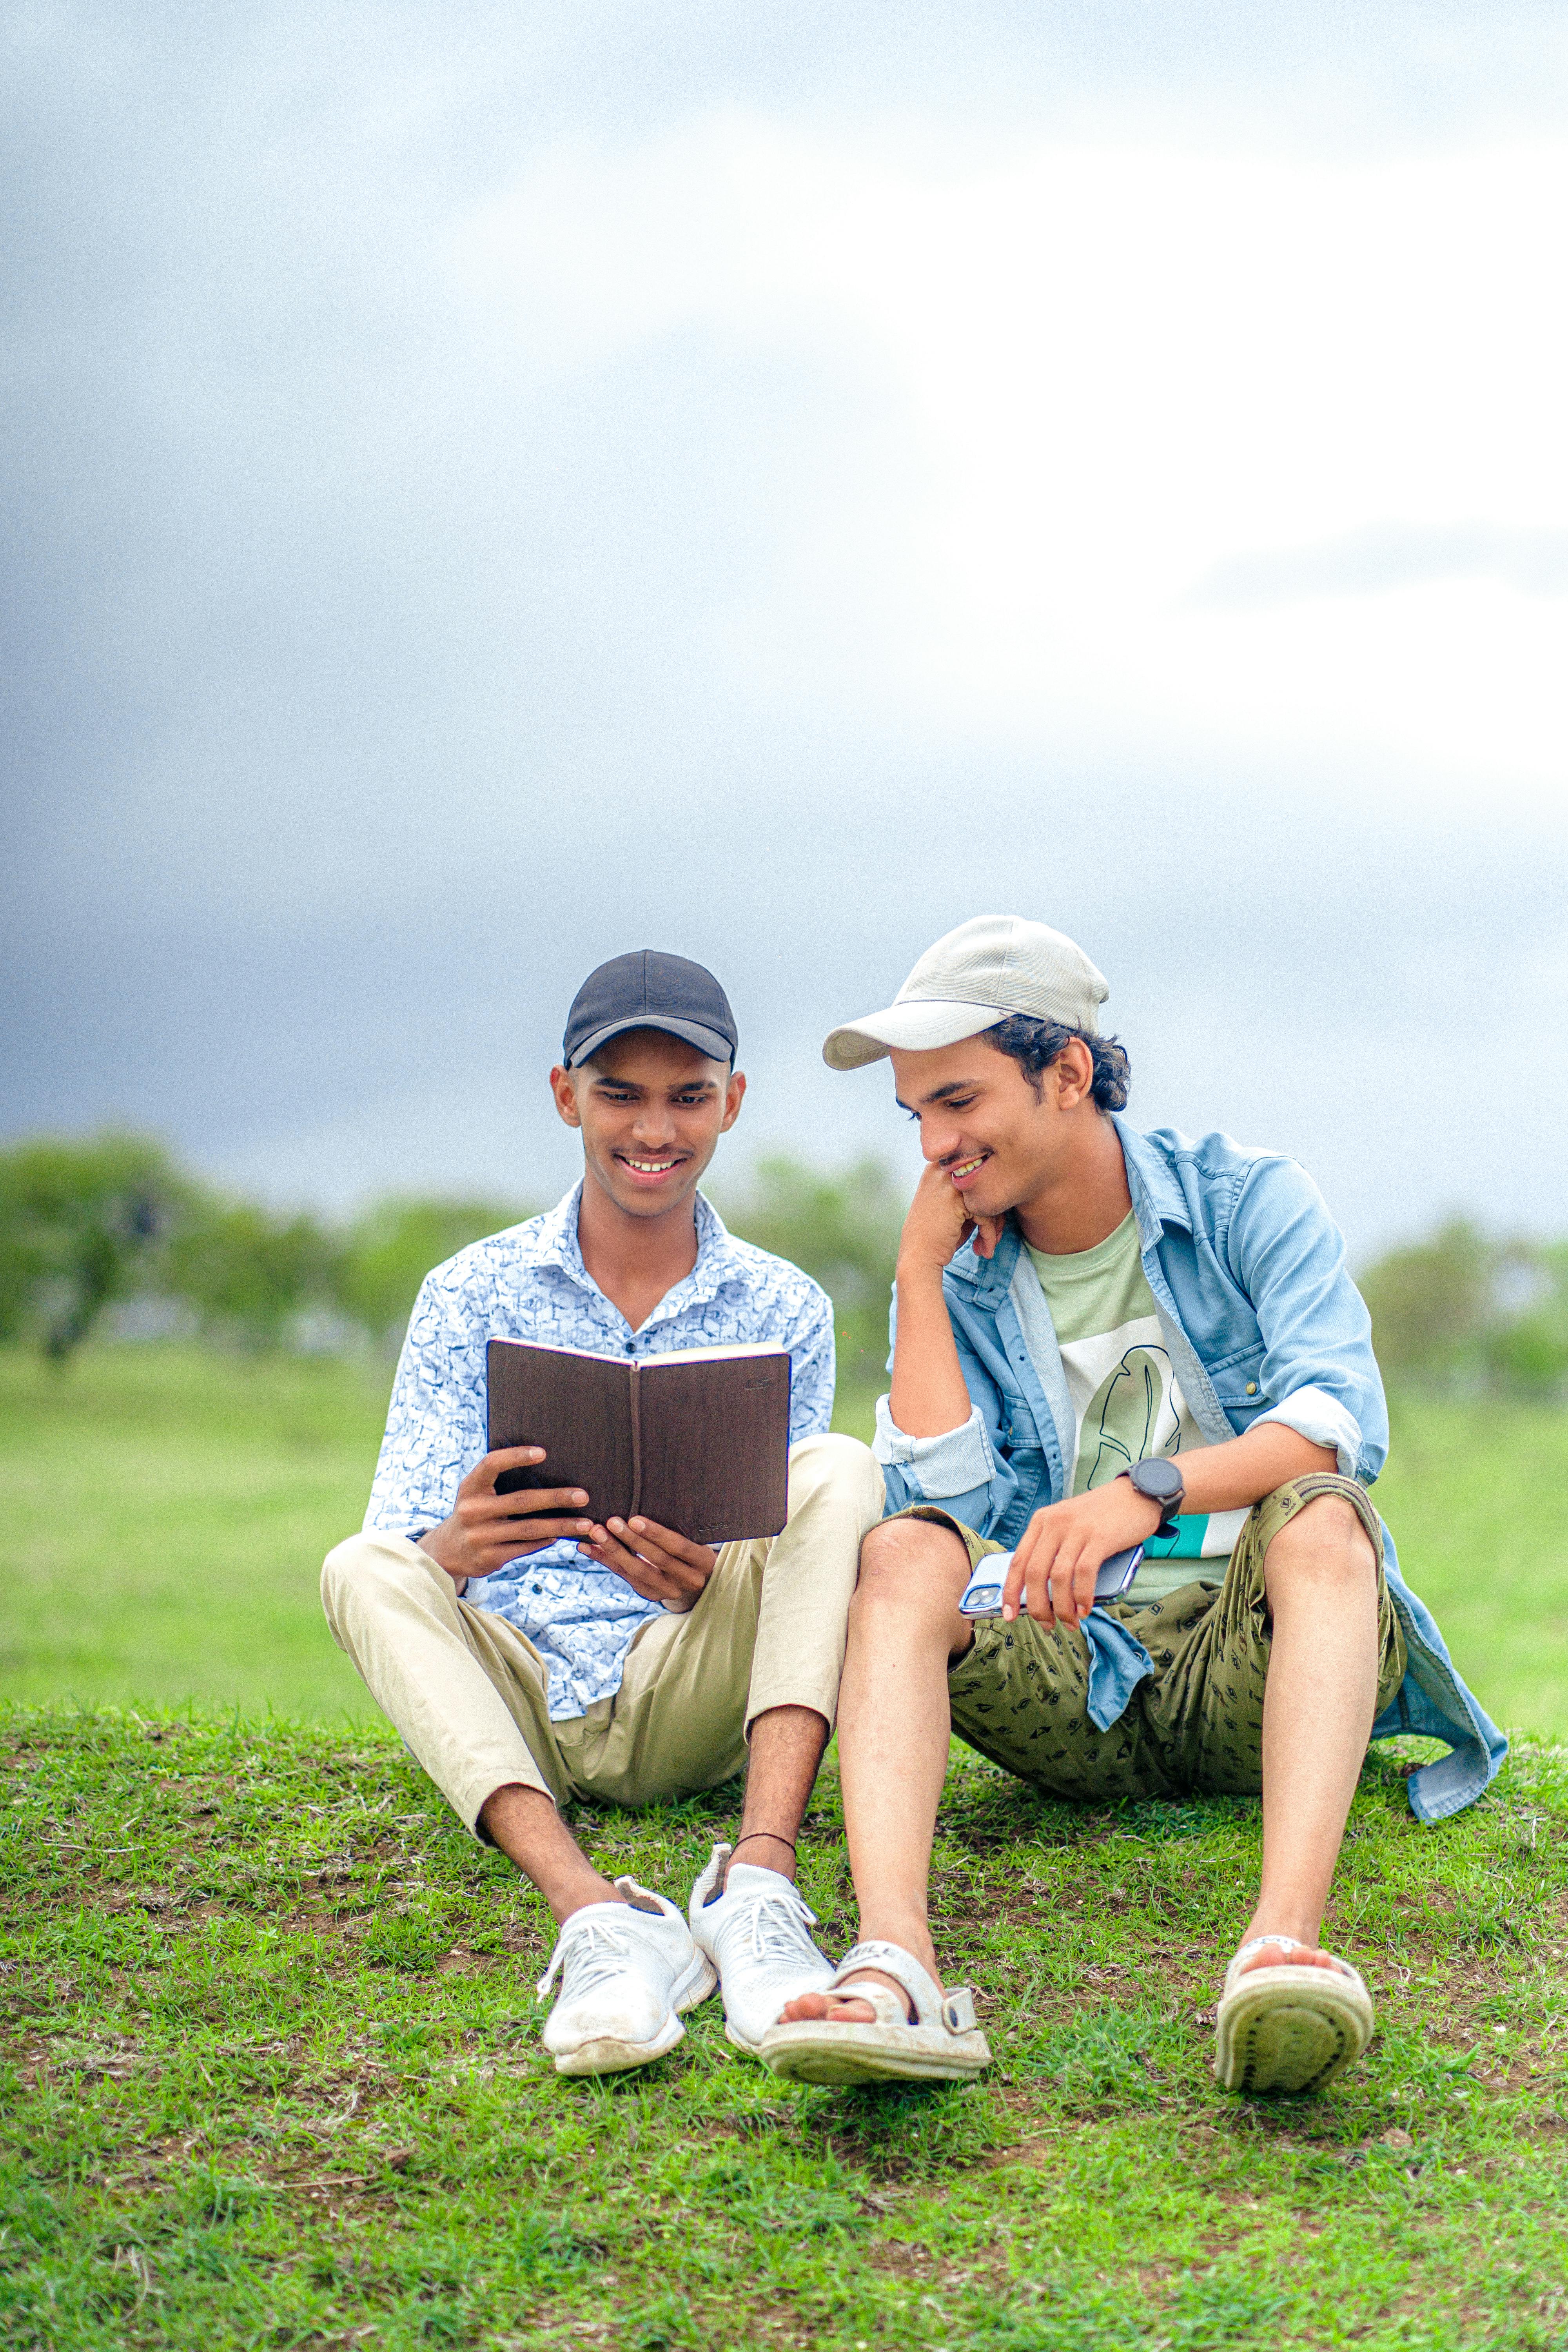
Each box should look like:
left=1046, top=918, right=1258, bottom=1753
left=486, top=1336, right=793, bottom=1550
left=415, top=1443, right=598, bottom=1586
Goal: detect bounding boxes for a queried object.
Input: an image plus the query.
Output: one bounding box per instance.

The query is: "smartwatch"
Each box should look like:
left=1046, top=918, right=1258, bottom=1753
left=1118, top=1457, right=1185, bottom=1539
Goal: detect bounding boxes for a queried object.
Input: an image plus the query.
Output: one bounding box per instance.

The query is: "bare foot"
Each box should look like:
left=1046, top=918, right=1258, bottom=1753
left=1237, top=1938, right=1341, bottom=1976
left=777, top=1969, right=915, bottom=2027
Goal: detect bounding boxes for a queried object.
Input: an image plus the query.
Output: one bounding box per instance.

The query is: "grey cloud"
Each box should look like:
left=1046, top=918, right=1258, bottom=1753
left=4, top=2, right=1568, bottom=1262
left=1189, top=523, right=1568, bottom=608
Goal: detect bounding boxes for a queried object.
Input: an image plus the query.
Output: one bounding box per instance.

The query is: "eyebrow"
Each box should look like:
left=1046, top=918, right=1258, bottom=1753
left=590, top=1071, right=719, bottom=1092
left=893, top=1078, right=982, bottom=1112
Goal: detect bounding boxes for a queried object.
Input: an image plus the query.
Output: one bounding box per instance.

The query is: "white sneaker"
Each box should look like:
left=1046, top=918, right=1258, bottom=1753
left=689, top=1843, right=835, bottom=2056
left=537, top=1878, right=716, bottom=2076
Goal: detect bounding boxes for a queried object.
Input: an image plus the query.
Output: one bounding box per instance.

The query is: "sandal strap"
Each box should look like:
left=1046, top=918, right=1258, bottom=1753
left=832, top=1940, right=977, bottom=2036
left=834, top=1940, right=943, bottom=2025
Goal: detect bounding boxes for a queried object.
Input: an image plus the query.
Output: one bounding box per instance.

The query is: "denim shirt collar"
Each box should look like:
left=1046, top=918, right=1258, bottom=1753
left=1114, top=1114, right=1194, bottom=1237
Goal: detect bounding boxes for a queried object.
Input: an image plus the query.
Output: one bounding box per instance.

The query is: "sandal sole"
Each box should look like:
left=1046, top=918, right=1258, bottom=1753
left=1215, top=1969, right=1373, bottom=2096
left=758, top=2022, right=991, bottom=2086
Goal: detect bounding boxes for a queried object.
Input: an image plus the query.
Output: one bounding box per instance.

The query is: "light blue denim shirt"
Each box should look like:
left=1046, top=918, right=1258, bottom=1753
left=365, top=1183, right=835, bottom=1719
left=874, top=1118, right=1506, bottom=1824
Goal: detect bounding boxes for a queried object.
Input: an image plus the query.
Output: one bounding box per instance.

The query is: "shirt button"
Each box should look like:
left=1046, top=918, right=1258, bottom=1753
left=1245, top=1382, right=1258, bottom=1396
left=625, top=1341, right=636, bottom=1354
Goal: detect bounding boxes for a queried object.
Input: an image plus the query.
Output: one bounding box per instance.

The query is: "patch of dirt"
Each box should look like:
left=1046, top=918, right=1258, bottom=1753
left=864, top=2238, right=942, bottom=2278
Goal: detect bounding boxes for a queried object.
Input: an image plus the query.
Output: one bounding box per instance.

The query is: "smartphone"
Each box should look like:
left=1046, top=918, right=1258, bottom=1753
left=958, top=1543, right=1144, bottom=1620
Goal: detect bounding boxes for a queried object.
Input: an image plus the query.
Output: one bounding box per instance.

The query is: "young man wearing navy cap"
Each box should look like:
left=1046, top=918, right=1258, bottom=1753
left=323, top=951, right=883, bottom=2076
left=759, top=915, right=1503, bottom=2096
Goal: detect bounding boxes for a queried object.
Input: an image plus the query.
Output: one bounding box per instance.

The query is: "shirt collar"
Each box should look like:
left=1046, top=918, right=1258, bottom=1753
left=1112, top=1116, right=1194, bottom=1238
left=530, top=1178, right=749, bottom=1323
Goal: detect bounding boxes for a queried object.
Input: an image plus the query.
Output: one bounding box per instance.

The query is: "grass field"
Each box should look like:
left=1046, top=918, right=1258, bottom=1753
left=1, top=1347, right=1564, bottom=1737
left=4, top=1710, right=1568, bottom=2351
left=4, top=1349, right=1568, bottom=2349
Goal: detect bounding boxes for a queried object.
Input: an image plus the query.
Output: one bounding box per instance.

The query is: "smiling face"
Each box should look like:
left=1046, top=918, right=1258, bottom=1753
left=551, top=1027, right=745, bottom=1223
left=889, top=1032, right=1098, bottom=1221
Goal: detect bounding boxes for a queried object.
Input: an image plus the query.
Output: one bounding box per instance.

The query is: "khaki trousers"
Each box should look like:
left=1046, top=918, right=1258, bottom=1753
left=321, top=1433, right=884, bottom=1834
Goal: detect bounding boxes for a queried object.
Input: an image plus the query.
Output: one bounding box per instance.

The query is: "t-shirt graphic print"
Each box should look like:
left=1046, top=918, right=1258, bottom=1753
left=1078, top=1335, right=1180, bottom=1491
left=1025, top=1210, right=1247, bottom=1600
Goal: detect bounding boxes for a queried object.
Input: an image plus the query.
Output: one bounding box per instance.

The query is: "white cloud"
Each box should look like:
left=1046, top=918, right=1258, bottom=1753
left=457, top=122, right=1568, bottom=792
left=1190, top=523, right=1568, bottom=605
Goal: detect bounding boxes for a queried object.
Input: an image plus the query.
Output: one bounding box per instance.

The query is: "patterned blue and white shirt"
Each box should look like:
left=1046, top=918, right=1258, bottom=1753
left=364, top=1182, right=835, bottom=1720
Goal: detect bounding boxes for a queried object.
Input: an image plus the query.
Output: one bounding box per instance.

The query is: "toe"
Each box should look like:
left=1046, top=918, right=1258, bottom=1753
left=777, top=1989, right=880, bottom=2025
left=1238, top=1940, right=1338, bottom=1976
left=778, top=1991, right=831, bottom=2023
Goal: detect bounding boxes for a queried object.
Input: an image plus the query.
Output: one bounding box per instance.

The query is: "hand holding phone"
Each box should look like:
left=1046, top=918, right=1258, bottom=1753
left=959, top=1543, right=1143, bottom=1621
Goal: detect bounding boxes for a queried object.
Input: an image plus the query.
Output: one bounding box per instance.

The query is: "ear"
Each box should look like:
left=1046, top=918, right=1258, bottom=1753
left=719, top=1070, right=747, bottom=1133
left=1051, top=1039, right=1096, bottom=1112
left=550, top=1064, right=583, bottom=1129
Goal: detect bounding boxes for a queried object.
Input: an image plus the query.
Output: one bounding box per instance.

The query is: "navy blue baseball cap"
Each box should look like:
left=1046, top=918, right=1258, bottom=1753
left=562, top=950, right=739, bottom=1069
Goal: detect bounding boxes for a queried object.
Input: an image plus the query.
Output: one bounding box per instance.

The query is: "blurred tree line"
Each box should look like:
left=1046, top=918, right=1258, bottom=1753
left=1356, top=1219, right=1568, bottom=1398
left=0, top=1136, right=526, bottom=1360
left=2, top=1134, right=1566, bottom=1399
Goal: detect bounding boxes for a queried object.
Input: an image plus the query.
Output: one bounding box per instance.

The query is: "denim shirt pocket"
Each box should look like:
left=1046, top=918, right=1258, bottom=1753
left=1198, top=1341, right=1269, bottom=1429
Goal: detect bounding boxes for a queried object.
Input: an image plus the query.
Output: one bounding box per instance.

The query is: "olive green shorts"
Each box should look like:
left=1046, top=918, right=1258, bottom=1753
left=902, top=1474, right=1406, bottom=1802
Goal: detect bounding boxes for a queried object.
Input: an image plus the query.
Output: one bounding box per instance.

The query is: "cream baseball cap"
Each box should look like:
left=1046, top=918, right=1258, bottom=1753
left=822, top=914, right=1109, bottom=1071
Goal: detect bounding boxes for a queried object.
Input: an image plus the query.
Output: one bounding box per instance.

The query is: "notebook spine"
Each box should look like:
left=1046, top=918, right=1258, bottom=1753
left=628, top=1359, right=641, bottom=1520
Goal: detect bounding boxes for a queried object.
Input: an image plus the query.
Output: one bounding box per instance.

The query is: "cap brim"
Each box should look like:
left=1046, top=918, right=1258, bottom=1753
left=568, top=1015, right=734, bottom=1068
left=821, top=1000, right=1005, bottom=1071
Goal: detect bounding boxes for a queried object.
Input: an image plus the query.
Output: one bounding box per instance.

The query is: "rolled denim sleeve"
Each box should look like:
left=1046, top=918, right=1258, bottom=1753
left=1252, top=1381, right=1363, bottom=1477
left=873, top=1394, right=998, bottom=1523
left=1223, top=1157, right=1388, bottom=1484
left=869, top=1251, right=1020, bottom=1524
left=871, top=1270, right=1017, bottom=1528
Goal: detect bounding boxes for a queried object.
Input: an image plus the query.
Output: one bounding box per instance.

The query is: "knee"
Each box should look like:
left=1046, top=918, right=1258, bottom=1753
left=785, top=1432, right=884, bottom=1521
left=1263, top=1493, right=1378, bottom=1591
left=852, top=1515, right=967, bottom=1617
left=321, top=1534, right=359, bottom=1623
left=320, top=1529, right=428, bottom=1632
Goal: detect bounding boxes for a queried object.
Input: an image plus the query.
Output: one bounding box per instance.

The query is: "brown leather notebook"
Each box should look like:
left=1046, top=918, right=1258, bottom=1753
left=485, top=1339, right=792, bottom=1546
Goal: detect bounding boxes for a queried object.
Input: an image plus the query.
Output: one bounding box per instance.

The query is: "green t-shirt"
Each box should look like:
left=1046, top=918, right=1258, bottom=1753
left=1024, top=1210, right=1246, bottom=1600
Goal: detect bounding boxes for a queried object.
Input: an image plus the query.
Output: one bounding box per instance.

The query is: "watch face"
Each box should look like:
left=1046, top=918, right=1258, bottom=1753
left=1133, top=1457, right=1184, bottom=1504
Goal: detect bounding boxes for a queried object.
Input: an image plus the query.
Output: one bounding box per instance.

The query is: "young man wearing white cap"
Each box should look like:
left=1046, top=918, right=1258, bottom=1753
left=759, top=916, right=1503, bottom=2094
left=322, top=951, right=884, bottom=2078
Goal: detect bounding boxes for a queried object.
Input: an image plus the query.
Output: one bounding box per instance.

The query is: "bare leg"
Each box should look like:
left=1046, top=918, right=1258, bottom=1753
left=780, top=1518, right=973, bottom=2023
left=1238, top=1494, right=1381, bottom=1976
left=725, top=1704, right=830, bottom=1883
left=479, top=1784, right=621, bottom=1927
left=787, top=1498, right=1383, bottom=2025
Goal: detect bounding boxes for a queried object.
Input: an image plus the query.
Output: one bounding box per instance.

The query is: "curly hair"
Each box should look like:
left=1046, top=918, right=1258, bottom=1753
left=982, top=1014, right=1131, bottom=1111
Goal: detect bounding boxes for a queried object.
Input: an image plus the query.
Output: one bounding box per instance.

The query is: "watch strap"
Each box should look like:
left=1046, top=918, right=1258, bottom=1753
left=1118, top=1463, right=1183, bottom=1541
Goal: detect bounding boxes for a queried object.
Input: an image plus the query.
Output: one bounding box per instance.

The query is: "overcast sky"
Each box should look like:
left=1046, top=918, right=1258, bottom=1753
left=4, top=1, right=1567, bottom=1254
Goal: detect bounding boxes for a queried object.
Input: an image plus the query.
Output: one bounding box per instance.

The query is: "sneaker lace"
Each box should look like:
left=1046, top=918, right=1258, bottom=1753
left=537, top=1916, right=636, bottom=2004
left=742, top=1890, right=818, bottom=1971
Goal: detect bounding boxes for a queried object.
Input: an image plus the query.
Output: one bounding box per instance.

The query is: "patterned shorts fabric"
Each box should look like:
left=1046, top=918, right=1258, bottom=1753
left=901, top=1474, right=1407, bottom=1802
